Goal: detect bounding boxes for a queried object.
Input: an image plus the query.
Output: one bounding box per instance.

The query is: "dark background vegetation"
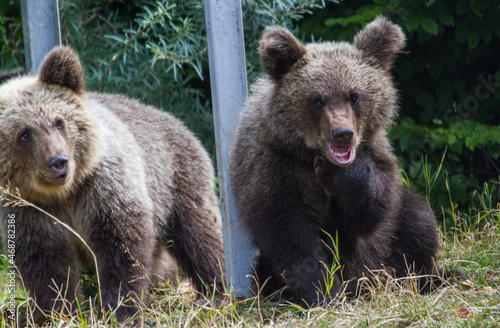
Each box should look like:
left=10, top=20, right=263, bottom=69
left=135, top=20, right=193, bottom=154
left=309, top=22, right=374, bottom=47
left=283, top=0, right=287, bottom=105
left=1, top=0, right=499, bottom=228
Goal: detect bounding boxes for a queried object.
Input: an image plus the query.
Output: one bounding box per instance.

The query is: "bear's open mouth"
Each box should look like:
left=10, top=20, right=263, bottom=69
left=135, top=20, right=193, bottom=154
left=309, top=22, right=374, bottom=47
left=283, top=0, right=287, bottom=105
left=326, top=142, right=356, bottom=166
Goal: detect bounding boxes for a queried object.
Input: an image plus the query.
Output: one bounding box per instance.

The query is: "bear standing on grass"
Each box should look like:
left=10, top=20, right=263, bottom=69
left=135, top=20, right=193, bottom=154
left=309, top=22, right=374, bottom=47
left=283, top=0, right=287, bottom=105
left=0, top=47, right=224, bottom=322
left=230, top=17, right=464, bottom=306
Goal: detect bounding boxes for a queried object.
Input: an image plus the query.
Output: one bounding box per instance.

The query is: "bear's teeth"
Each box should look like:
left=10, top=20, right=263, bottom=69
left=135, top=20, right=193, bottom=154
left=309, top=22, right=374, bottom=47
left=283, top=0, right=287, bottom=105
left=327, top=142, right=355, bottom=164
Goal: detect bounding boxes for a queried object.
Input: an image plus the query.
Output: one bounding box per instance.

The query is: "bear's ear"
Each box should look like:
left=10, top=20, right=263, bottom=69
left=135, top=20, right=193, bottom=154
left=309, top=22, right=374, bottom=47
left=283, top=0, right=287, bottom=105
left=258, top=27, right=307, bottom=80
left=353, top=17, right=405, bottom=71
left=38, top=46, right=85, bottom=94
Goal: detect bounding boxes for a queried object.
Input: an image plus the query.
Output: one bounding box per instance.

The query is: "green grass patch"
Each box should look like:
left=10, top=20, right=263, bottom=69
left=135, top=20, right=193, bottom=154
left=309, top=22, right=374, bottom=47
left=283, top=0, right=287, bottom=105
left=1, top=177, right=499, bottom=327
left=1, top=202, right=499, bottom=327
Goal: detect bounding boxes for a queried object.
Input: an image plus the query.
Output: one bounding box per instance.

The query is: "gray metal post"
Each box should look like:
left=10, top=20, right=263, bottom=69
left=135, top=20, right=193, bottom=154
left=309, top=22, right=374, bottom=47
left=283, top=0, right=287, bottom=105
left=21, top=0, right=62, bottom=73
left=204, top=0, right=257, bottom=298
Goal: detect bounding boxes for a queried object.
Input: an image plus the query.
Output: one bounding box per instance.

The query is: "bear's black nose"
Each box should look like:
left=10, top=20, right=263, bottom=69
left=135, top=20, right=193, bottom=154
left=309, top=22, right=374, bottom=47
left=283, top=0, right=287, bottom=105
left=332, top=127, right=354, bottom=145
left=48, top=155, right=68, bottom=176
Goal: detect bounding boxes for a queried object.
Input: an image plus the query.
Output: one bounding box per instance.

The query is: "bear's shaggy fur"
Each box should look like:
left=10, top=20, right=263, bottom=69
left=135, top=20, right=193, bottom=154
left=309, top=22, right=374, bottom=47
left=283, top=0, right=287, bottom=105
left=230, top=17, right=463, bottom=306
left=0, top=47, right=224, bottom=321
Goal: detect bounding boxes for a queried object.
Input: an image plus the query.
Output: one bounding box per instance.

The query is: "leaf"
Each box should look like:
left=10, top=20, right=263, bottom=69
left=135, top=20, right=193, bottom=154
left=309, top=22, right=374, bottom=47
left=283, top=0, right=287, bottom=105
left=400, top=116, right=417, bottom=126
left=399, top=132, right=415, bottom=152
left=465, top=136, right=480, bottom=151
left=405, top=15, right=420, bottom=32
left=438, top=12, right=454, bottom=27
left=420, top=17, right=438, bottom=35
left=461, top=279, right=475, bottom=288
left=446, top=134, right=456, bottom=145
left=324, top=18, right=336, bottom=27
left=432, top=118, right=443, bottom=125
left=467, top=32, right=480, bottom=50
left=449, top=140, right=463, bottom=154
left=489, top=125, right=500, bottom=140
left=454, top=308, right=470, bottom=317
left=425, top=0, right=436, bottom=7
left=489, top=145, right=500, bottom=160
left=472, top=6, right=483, bottom=18
left=456, top=0, right=469, bottom=16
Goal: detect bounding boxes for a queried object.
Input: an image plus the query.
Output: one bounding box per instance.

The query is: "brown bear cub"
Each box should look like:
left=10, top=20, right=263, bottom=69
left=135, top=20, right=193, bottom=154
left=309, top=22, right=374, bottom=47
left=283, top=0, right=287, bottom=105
left=0, top=47, right=224, bottom=322
left=230, top=17, right=465, bottom=306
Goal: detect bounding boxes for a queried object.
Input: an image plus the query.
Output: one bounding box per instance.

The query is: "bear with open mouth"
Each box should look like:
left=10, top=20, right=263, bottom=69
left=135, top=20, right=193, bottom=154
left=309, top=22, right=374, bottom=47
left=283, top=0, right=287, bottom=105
left=230, top=17, right=466, bottom=306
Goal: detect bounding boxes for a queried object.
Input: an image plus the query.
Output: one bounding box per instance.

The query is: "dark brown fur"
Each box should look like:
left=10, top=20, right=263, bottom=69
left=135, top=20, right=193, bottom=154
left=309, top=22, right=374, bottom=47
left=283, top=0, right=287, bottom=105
left=230, top=17, right=465, bottom=306
left=0, top=47, right=224, bottom=323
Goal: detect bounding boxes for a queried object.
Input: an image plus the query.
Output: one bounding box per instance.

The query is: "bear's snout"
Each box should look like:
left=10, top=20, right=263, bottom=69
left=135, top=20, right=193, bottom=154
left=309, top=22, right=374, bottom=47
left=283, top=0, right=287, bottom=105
left=325, top=127, right=356, bottom=166
left=47, top=155, right=69, bottom=181
left=332, top=127, right=353, bottom=146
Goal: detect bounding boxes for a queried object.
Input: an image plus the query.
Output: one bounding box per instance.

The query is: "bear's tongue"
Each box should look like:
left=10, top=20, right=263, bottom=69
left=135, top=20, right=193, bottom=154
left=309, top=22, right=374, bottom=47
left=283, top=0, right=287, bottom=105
left=327, top=143, right=354, bottom=165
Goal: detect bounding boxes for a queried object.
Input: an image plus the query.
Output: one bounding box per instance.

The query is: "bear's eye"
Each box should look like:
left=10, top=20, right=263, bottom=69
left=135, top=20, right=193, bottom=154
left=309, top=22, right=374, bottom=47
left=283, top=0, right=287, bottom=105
left=310, top=96, right=324, bottom=110
left=349, top=93, right=360, bottom=107
left=56, top=120, right=64, bottom=129
left=19, top=129, right=31, bottom=143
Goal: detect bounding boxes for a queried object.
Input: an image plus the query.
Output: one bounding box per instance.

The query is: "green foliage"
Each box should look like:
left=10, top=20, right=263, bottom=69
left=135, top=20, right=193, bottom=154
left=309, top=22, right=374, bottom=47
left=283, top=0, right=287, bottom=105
left=59, top=0, right=215, bottom=155
left=320, top=230, right=341, bottom=299
left=0, top=0, right=23, bottom=72
left=390, top=118, right=500, bottom=209
left=243, top=0, right=339, bottom=81
left=300, top=0, right=500, bottom=225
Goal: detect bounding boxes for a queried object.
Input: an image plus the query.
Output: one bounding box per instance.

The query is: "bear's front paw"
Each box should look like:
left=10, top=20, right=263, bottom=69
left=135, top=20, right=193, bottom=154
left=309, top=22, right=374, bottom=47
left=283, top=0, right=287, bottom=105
left=314, top=156, right=335, bottom=196
left=300, top=272, right=342, bottom=308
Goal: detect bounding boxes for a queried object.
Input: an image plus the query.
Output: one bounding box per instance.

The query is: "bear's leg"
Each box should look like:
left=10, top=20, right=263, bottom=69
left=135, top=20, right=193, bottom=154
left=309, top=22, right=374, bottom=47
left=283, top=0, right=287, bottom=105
left=254, top=254, right=286, bottom=298
left=433, top=267, right=468, bottom=285
left=14, top=220, right=80, bottom=323
left=255, top=222, right=341, bottom=306
left=388, top=190, right=467, bottom=293
left=231, top=156, right=342, bottom=305
left=239, top=181, right=341, bottom=306
left=169, top=201, right=224, bottom=295
left=86, top=213, right=155, bottom=322
left=254, top=254, right=300, bottom=301
left=150, top=246, right=179, bottom=288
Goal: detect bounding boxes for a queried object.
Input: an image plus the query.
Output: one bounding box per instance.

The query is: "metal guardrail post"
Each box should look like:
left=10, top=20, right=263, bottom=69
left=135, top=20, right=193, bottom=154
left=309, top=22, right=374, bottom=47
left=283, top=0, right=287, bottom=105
left=21, top=0, right=62, bottom=73
left=204, top=0, right=257, bottom=298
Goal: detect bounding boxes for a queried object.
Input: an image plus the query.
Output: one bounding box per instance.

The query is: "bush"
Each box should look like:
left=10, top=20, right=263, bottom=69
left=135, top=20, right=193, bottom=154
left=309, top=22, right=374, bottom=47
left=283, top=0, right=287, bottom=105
left=0, top=0, right=23, bottom=74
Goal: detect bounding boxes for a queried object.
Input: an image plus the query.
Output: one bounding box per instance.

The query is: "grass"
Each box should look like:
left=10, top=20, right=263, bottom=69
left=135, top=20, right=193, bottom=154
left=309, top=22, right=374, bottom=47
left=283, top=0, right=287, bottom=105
left=0, top=182, right=499, bottom=327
